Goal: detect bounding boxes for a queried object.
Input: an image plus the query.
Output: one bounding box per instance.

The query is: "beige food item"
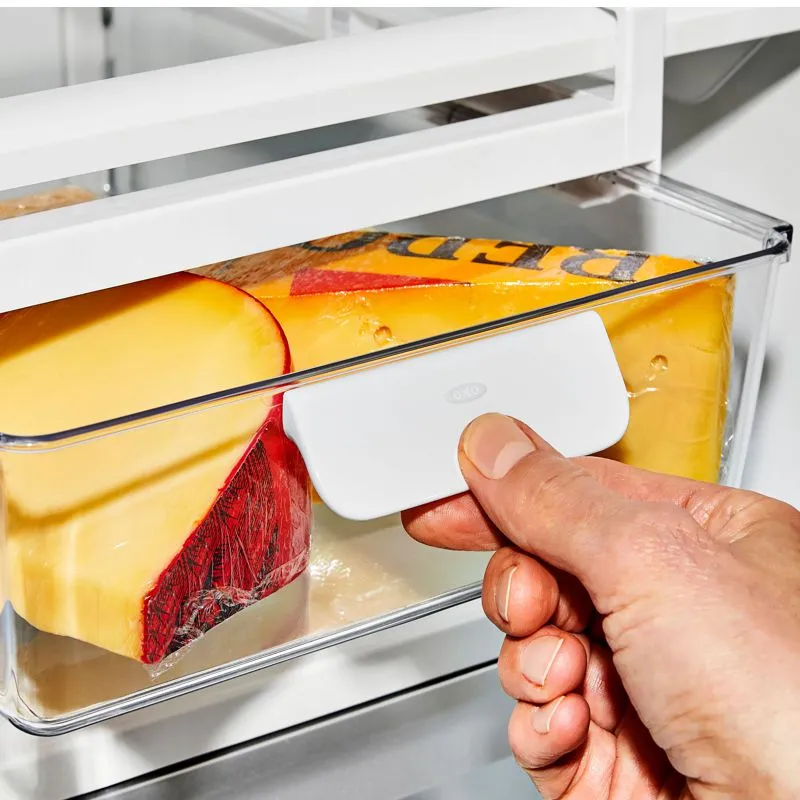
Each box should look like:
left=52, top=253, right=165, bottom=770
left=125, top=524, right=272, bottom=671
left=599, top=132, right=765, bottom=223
left=0, top=186, right=95, bottom=220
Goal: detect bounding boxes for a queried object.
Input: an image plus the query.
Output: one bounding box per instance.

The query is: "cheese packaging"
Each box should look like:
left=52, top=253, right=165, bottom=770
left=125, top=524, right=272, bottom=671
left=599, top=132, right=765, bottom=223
left=198, top=230, right=734, bottom=483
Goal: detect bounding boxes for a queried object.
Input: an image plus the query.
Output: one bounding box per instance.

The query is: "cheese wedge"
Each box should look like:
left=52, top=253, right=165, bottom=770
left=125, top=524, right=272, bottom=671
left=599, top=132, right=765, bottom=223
left=0, top=273, right=311, bottom=663
left=199, top=232, right=733, bottom=483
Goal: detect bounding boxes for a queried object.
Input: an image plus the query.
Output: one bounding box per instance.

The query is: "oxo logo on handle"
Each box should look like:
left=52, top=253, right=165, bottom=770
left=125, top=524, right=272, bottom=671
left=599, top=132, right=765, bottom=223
left=445, top=382, right=487, bottom=404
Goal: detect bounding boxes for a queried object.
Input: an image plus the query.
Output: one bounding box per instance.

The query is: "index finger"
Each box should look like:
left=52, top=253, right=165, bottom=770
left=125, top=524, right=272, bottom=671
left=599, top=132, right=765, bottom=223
left=401, top=492, right=505, bottom=551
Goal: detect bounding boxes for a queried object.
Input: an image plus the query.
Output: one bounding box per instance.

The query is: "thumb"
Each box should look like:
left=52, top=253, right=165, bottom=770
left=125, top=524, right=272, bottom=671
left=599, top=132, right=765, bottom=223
left=458, top=413, right=703, bottom=605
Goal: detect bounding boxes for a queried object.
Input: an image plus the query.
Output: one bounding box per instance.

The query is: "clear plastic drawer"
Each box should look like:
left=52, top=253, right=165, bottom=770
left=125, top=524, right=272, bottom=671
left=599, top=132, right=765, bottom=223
left=0, top=166, right=790, bottom=734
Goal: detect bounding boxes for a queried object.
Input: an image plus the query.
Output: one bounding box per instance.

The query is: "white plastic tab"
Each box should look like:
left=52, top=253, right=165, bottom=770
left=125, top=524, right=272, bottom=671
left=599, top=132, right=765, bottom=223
left=283, top=312, right=630, bottom=521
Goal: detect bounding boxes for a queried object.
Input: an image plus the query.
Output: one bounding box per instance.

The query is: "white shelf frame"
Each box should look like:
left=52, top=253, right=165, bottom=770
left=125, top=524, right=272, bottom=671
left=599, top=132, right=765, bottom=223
left=0, top=7, right=664, bottom=314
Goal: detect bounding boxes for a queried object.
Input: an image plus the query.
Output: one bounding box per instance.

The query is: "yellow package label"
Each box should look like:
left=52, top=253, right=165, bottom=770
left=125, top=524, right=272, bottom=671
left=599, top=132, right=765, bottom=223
left=199, top=231, right=734, bottom=484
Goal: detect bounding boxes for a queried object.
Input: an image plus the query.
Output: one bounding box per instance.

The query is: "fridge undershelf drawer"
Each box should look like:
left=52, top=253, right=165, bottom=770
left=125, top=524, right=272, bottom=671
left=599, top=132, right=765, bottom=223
left=0, top=166, right=790, bottom=734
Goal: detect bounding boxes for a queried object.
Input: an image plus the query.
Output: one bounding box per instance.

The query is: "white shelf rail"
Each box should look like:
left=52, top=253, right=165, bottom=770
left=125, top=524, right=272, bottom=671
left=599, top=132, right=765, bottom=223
left=0, top=7, right=664, bottom=314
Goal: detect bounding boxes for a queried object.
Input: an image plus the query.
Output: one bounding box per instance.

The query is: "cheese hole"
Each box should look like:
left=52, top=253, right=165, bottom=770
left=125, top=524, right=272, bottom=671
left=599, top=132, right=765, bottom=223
left=373, top=325, right=393, bottom=346
left=648, top=354, right=669, bottom=382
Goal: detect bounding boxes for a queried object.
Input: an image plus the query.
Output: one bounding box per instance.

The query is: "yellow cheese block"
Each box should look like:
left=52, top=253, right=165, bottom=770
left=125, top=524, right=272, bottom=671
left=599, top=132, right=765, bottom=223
left=0, top=273, right=311, bottom=663
left=199, top=231, right=734, bottom=483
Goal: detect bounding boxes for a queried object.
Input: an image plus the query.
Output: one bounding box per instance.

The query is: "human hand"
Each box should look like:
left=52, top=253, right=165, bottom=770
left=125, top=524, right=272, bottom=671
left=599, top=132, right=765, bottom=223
left=402, top=413, right=800, bottom=799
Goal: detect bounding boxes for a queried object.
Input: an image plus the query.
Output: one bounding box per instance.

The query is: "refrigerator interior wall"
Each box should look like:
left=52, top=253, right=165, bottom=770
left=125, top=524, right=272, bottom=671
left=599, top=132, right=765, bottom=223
left=661, top=29, right=800, bottom=507
left=0, top=9, right=64, bottom=98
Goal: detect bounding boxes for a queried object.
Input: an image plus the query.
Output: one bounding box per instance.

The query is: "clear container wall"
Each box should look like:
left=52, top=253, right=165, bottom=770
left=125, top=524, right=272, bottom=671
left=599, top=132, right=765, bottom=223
left=0, top=170, right=789, bottom=734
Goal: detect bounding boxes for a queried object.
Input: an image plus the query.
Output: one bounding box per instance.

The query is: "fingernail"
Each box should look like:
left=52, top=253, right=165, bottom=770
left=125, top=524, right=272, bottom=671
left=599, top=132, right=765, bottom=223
left=496, top=566, right=517, bottom=623
left=462, top=414, right=535, bottom=479
left=531, top=696, right=565, bottom=735
left=521, top=636, right=564, bottom=687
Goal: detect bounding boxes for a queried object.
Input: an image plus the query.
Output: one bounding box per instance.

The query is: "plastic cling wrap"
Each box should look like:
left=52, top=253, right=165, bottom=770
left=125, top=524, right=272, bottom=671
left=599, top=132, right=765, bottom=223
left=198, top=231, right=735, bottom=484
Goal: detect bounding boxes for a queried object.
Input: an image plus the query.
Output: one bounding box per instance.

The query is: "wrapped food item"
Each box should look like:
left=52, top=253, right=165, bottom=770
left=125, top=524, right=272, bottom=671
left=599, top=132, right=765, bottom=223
left=0, top=270, right=312, bottom=664
left=0, top=186, right=96, bottom=220
left=199, top=231, right=733, bottom=482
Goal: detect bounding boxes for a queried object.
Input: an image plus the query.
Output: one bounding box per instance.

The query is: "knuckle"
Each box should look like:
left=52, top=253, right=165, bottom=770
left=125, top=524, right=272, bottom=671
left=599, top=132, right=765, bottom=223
left=686, top=487, right=740, bottom=531
left=683, top=486, right=795, bottom=542
left=529, top=466, right=588, bottom=507
left=723, top=493, right=789, bottom=540
left=508, top=463, right=624, bottom=561
left=510, top=463, right=600, bottom=530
